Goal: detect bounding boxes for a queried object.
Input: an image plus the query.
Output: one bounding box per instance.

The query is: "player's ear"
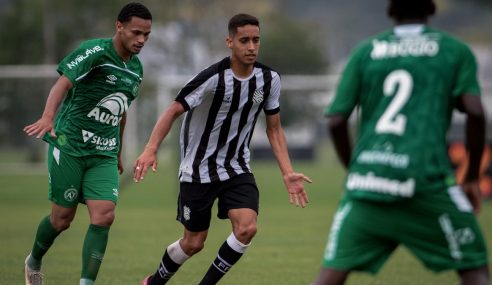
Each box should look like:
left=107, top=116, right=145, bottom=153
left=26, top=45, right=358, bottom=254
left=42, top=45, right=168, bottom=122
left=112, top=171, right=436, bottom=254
left=226, top=36, right=233, bottom=49
left=116, top=21, right=124, bottom=32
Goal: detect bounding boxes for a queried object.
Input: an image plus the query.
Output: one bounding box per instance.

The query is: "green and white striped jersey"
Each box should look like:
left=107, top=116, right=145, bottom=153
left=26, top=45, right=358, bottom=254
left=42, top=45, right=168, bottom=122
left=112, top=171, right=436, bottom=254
left=326, top=25, right=481, bottom=201
left=44, top=38, right=143, bottom=158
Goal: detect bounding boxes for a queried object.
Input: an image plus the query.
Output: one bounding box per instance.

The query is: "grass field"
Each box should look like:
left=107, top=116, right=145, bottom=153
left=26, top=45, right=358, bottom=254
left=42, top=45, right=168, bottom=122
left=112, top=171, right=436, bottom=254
left=1, top=146, right=491, bottom=285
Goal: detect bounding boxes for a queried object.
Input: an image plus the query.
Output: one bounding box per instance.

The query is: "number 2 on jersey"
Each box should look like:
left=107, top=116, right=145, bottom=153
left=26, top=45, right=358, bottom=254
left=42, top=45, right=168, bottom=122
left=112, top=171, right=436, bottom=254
left=375, top=69, right=413, bottom=135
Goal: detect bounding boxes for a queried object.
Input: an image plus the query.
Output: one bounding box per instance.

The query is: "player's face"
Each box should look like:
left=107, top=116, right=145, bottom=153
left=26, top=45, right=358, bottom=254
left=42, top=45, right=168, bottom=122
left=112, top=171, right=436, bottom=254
left=117, top=16, right=152, bottom=55
left=227, top=24, right=260, bottom=66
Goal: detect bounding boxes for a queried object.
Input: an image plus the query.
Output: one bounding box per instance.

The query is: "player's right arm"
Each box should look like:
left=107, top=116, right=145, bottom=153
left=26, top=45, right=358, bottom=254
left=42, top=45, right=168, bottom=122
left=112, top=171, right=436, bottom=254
left=134, top=66, right=218, bottom=182
left=451, top=43, right=485, bottom=213
left=133, top=101, right=185, bottom=182
left=327, top=114, right=352, bottom=169
left=23, top=75, right=73, bottom=139
left=459, top=95, right=486, bottom=213
left=325, top=44, right=364, bottom=169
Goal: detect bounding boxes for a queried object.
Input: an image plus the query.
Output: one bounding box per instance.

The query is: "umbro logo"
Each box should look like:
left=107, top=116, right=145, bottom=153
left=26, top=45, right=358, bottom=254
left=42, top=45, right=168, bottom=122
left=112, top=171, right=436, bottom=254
left=252, top=89, right=264, bottom=103
left=82, top=130, right=95, bottom=142
left=106, top=74, right=117, bottom=85
left=223, top=94, right=232, bottom=103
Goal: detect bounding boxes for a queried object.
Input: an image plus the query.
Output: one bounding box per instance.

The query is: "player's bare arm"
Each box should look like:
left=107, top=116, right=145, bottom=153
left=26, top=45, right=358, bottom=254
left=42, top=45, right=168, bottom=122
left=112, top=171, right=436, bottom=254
left=265, top=113, right=311, bottom=207
left=117, top=112, right=127, bottom=175
left=327, top=114, right=352, bottom=169
left=459, top=94, right=486, bottom=213
left=23, top=75, right=72, bottom=139
left=133, top=101, right=185, bottom=182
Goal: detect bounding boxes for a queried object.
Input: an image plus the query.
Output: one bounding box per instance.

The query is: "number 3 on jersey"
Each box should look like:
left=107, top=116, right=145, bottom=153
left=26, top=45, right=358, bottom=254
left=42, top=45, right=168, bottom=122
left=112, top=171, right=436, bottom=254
left=375, top=70, right=413, bottom=135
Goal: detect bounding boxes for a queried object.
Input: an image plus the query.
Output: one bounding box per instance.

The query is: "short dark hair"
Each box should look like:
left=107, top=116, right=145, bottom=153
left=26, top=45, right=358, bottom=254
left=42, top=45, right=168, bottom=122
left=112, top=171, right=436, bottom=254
left=228, top=13, right=259, bottom=35
left=117, top=2, right=152, bottom=23
left=388, top=0, right=436, bottom=21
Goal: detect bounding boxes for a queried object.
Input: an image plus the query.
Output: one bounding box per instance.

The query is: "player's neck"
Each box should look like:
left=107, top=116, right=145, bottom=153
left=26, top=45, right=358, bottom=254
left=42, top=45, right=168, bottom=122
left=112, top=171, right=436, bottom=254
left=112, top=36, right=131, bottom=63
left=230, top=58, right=254, bottom=79
left=395, top=18, right=428, bottom=26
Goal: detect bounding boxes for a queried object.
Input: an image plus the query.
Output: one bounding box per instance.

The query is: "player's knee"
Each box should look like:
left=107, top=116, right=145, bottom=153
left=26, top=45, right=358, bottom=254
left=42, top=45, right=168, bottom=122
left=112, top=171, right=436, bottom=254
left=92, top=211, right=115, bottom=227
left=181, top=239, right=205, bottom=256
left=459, top=265, right=490, bottom=285
left=88, top=206, right=115, bottom=227
left=51, top=216, right=73, bottom=231
left=234, top=223, right=257, bottom=243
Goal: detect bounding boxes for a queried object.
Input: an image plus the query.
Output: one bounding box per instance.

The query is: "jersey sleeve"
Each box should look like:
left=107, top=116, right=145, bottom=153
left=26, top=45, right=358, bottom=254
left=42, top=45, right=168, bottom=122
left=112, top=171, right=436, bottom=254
left=57, top=40, right=105, bottom=85
left=175, top=69, right=218, bottom=111
left=325, top=44, right=365, bottom=118
left=452, top=44, right=481, bottom=98
left=264, top=72, right=280, bottom=115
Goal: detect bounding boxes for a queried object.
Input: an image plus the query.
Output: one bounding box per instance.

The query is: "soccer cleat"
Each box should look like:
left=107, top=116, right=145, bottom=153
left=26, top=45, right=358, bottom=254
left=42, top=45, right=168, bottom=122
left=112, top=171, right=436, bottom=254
left=140, top=275, right=151, bottom=285
left=24, top=254, right=44, bottom=285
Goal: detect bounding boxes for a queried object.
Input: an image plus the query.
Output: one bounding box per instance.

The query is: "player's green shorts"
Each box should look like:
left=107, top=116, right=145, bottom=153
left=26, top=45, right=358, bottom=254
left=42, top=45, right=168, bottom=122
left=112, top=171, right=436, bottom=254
left=322, top=186, right=488, bottom=273
left=47, top=144, right=119, bottom=207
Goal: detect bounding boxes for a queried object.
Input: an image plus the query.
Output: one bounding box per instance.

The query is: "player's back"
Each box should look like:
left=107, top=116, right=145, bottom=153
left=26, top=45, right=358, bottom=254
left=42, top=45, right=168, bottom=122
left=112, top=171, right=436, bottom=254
left=334, top=25, right=481, bottom=200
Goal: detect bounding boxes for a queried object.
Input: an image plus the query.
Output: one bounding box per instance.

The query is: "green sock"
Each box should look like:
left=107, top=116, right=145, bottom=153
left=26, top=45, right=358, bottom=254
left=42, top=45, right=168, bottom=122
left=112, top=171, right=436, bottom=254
left=29, top=215, right=61, bottom=270
left=81, top=224, right=109, bottom=282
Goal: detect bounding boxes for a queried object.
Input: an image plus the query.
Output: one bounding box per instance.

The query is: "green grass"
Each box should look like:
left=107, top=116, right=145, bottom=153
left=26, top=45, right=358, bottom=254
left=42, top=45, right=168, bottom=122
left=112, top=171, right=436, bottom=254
left=1, top=146, right=491, bottom=285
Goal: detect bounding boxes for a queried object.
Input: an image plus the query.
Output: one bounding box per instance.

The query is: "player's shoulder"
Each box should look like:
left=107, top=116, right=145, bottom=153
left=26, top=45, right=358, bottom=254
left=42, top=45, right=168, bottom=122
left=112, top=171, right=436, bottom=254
left=254, top=61, right=280, bottom=79
left=425, top=27, right=475, bottom=56
left=425, top=27, right=460, bottom=43
left=358, top=29, right=393, bottom=50
left=344, top=30, right=393, bottom=60
left=254, top=61, right=278, bottom=72
left=197, top=57, right=231, bottom=77
left=76, top=38, right=111, bottom=50
left=254, top=61, right=276, bottom=72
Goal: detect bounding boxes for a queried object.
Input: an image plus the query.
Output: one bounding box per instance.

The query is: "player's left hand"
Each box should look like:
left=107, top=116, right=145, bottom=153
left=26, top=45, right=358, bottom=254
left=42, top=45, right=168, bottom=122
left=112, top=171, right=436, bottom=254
left=23, top=117, right=56, bottom=139
left=133, top=147, right=158, bottom=182
left=283, top=172, right=312, bottom=208
left=117, top=156, right=124, bottom=175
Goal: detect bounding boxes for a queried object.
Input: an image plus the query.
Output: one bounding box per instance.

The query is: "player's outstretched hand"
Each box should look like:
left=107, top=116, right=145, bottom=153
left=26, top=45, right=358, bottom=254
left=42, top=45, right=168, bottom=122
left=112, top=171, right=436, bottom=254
left=462, top=180, right=482, bottom=214
left=23, top=117, right=56, bottom=139
left=283, top=172, right=312, bottom=208
left=133, top=148, right=158, bottom=182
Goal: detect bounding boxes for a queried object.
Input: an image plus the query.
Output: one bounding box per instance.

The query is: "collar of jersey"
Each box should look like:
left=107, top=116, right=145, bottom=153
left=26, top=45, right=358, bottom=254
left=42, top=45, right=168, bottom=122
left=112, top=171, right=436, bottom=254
left=393, top=24, right=425, bottom=37
left=231, top=69, right=256, bottom=81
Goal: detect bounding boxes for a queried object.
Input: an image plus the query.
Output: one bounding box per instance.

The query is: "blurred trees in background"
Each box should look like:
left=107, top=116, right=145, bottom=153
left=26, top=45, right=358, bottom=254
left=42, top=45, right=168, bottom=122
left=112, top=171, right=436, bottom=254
left=0, top=0, right=328, bottom=74
left=0, top=0, right=490, bottom=69
left=0, top=0, right=121, bottom=64
left=0, top=0, right=491, bottom=153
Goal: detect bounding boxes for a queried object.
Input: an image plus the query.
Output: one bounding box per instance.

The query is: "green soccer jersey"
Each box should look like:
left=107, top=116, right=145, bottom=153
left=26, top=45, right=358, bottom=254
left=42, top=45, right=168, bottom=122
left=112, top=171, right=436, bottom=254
left=325, top=25, right=481, bottom=201
left=44, top=38, right=143, bottom=158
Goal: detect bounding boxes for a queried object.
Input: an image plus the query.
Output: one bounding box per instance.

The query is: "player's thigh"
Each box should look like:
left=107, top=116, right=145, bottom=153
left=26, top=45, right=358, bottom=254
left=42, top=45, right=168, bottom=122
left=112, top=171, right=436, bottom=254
left=401, top=186, right=488, bottom=272
left=322, top=197, right=398, bottom=273
left=47, top=145, right=84, bottom=207
left=82, top=156, right=119, bottom=204
left=217, top=173, right=259, bottom=219
left=177, top=181, right=220, bottom=232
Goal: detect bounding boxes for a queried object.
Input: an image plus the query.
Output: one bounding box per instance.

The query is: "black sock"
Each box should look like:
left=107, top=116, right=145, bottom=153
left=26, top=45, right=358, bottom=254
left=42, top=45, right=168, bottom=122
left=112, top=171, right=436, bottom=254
left=149, top=250, right=181, bottom=285
left=198, top=240, right=244, bottom=285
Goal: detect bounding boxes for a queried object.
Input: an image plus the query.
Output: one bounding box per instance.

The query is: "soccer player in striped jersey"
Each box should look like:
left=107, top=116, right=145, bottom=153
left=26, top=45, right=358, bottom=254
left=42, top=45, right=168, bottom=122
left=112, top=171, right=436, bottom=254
left=312, top=0, right=489, bottom=284
left=22, top=3, right=152, bottom=285
left=134, top=13, right=311, bottom=285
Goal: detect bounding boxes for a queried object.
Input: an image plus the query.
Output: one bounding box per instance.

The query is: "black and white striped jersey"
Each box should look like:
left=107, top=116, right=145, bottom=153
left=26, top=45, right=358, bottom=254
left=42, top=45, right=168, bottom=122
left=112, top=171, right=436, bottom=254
left=175, top=57, right=281, bottom=183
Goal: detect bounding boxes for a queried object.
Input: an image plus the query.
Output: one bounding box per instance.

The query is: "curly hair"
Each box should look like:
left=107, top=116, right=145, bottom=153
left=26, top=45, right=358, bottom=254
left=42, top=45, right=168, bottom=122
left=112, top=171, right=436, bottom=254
left=117, top=2, right=152, bottom=23
left=388, top=0, right=436, bottom=21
